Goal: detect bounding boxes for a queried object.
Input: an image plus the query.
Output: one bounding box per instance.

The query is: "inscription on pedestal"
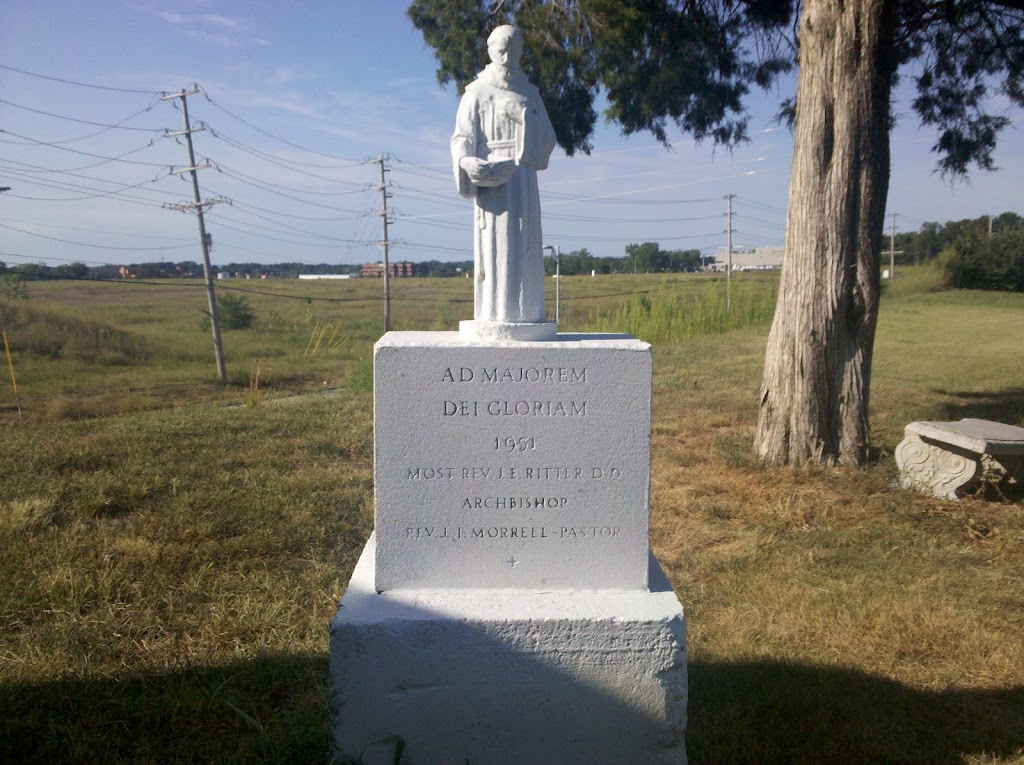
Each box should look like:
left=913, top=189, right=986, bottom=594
left=373, top=332, right=651, bottom=590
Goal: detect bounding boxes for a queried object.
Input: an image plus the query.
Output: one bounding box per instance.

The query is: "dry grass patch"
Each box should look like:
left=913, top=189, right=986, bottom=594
left=1, top=396, right=372, bottom=761
left=644, top=304, right=1024, bottom=762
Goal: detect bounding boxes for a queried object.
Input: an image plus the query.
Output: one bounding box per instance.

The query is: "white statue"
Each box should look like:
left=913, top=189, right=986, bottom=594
left=451, top=25, right=557, bottom=330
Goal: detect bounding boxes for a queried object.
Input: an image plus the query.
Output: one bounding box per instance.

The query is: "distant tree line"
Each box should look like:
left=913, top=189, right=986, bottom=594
left=0, top=248, right=711, bottom=282
left=0, top=260, right=366, bottom=281
left=892, top=212, right=1023, bottom=266
left=543, top=244, right=708, bottom=276
left=2, top=212, right=1019, bottom=287
left=414, top=260, right=474, bottom=277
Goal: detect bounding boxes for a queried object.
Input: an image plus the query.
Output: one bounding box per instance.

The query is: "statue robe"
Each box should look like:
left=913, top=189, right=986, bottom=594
left=451, top=66, right=557, bottom=323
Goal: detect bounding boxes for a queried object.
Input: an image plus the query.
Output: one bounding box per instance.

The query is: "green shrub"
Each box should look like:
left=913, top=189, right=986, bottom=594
left=0, top=274, right=28, bottom=303
left=942, top=227, right=1024, bottom=292
left=200, top=294, right=256, bottom=331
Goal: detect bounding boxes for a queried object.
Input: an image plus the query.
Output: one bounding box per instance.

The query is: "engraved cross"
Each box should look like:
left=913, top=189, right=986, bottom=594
left=507, top=556, right=519, bottom=568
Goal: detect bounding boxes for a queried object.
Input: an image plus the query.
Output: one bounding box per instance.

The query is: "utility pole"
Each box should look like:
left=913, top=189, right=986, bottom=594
left=374, top=154, right=394, bottom=332
left=888, top=211, right=897, bottom=279
left=543, top=245, right=561, bottom=324
left=988, top=214, right=993, bottom=237
left=162, top=86, right=229, bottom=384
left=725, top=193, right=735, bottom=311
left=554, top=244, right=560, bottom=325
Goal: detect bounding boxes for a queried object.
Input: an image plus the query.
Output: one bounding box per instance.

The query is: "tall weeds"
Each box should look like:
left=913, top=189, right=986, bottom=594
left=2, top=303, right=150, bottom=364
left=588, top=281, right=777, bottom=343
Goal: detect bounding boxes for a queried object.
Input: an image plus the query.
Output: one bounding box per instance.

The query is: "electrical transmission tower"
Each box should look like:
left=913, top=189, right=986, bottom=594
left=162, top=86, right=231, bottom=384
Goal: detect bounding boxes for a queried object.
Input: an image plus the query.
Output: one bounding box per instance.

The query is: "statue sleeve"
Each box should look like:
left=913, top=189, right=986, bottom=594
left=451, top=91, right=478, bottom=199
left=519, top=92, right=557, bottom=171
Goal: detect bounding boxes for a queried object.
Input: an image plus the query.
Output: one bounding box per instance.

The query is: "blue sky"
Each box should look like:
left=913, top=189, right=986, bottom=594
left=2, top=0, right=1021, bottom=268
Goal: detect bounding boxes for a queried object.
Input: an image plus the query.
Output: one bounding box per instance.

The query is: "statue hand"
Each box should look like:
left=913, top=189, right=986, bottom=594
left=460, top=156, right=516, bottom=187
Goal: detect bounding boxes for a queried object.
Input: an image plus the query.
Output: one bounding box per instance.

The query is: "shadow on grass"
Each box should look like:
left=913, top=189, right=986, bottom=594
left=689, top=660, right=1024, bottom=764
left=3, top=655, right=1022, bottom=763
left=933, top=387, right=1024, bottom=425
left=0, top=654, right=331, bottom=764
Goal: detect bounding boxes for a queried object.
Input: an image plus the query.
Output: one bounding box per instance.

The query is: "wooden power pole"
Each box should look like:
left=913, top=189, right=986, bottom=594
left=162, top=86, right=230, bottom=384
left=370, top=154, right=403, bottom=333
left=725, top=193, right=735, bottom=312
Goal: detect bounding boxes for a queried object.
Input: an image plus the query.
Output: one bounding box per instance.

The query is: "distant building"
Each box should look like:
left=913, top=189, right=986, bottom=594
left=710, top=246, right=784, bottom=272
left=298, top=274, right=356, bottom=280
left=362, top=261, right=416, bottom=278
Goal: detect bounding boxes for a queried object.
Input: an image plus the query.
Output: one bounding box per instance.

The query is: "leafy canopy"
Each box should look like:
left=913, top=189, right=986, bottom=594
left=409, top=0, right=1024, bottom=174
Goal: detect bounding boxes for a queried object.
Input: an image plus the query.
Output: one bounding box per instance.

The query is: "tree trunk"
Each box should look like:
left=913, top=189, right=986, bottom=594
left=754, top=0, right=897, bottom=467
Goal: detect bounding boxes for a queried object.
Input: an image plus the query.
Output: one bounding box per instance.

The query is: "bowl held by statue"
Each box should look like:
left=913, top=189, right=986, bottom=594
left=462, top=157, right=516, bottom=187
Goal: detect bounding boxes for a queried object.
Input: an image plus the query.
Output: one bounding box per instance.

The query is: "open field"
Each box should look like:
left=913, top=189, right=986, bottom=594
left=1, top=271, right=1023, bottom=763
left=0, top=272, right=751, bottom=419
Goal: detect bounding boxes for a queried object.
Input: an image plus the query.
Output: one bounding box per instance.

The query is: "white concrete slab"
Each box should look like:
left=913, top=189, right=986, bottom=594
left=331, top=533, right=688, bottom=764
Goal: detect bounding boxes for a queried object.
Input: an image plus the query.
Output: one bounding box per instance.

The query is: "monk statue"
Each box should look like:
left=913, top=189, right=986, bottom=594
left=451, top=25, right=557, bottom=337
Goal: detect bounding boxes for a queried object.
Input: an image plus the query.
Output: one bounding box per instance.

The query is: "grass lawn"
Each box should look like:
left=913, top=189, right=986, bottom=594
left=1, top=272, right=1022, bottom=763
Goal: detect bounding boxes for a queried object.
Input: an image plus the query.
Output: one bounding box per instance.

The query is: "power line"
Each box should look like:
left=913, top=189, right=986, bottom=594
left=0, top=130, right=167, bottom=168
left=545, top=212, right=723, bottom=224
left=733, top=212, right=783, bottom=227
left=209, top=160, right=372, bottom=197
left=542, top=230, right=726, bottom=243
left=0, top=168, right=171, bottom=203
left=199, top=92, right=364, bottom=165
left=203, top=193, right=373, bottom=236
left=201, top=169, right=373, bottom=213
left=0, top=98, right=163, bottom=132
left=543, top=191, right=722, bottom=206
left=0, top=217, right=192, bottom=241
left=742, top=198, right=788, bottom=213
left=0, top=222, right=194, bottom=251
left=204, top=210, right=370, bottom=246
left=207, top=128, right=367, bottom=184
left=0, top=250, right=136, bottom=266
left=0, top=63, right=159, bottom=94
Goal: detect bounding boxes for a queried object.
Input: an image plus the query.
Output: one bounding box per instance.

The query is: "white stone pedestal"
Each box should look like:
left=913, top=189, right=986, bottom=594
left=331, top=330, right=687, bottom=763
left=330, top=533, right=688, bottom=765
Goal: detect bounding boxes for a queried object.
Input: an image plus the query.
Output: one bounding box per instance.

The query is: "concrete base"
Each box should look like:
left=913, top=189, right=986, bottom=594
left=330, top=534, right=688, bottom=764
left=459, top=319, right=557, bottom=342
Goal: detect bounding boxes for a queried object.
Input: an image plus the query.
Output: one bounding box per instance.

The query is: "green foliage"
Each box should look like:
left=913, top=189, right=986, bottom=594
left=0, top=274, right=28, bottom=303
left=892, top=212, right=1023, bottom=266
left=403, top=0, right=794, bottom=155
left=408, top=0, right=794, bottom=154
left=942, top=227, right=1024, bottom=292
left=10, top=262, right=49, bottom=281
left=201, top=294, right=256, bottom=331
left=51, top=262, right=89, bottom=280
left=542, top=245, right=707, bottom=276
left=409, top=1, right=1024, bottom=175
left=414, top=259, right=473, bottom=277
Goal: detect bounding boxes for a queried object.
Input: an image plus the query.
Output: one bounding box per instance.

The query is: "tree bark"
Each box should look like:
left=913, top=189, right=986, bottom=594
left=754, top=0, right=897, bottom=467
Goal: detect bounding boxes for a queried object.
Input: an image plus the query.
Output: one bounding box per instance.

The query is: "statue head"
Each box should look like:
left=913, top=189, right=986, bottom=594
left=487, top=25, right=524, bottom=72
